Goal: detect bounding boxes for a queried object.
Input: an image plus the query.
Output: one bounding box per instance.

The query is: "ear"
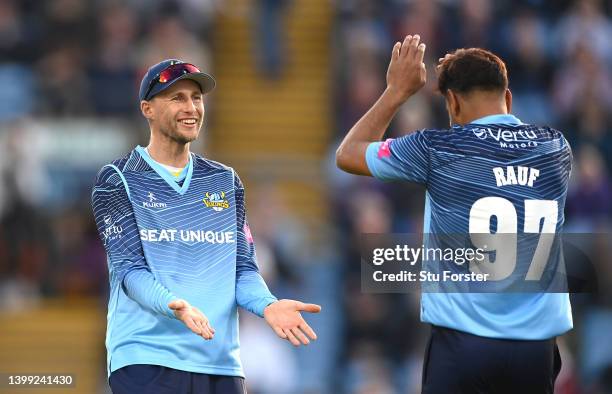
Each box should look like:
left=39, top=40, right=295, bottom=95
left=447, top=90, right=461, bottom=120
left=141, top=100, right=154, bottom=121
left=505, top=89, right=513, bottom=113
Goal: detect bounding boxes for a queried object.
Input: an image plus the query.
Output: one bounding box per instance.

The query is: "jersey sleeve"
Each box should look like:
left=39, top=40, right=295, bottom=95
left=365, top=131, right=431, bottom=184
left=233, top=172, right=277, bottom=317
left=563, top=136, right=573, bottom=179
left=92, top=165, right=178, bottom=319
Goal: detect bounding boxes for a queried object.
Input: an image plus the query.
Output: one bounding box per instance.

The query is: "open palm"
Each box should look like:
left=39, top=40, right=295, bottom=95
left=264, top=299, right=321, bottom=346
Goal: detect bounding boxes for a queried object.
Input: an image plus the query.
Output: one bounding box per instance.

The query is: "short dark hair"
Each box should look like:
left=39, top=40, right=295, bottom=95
left=437, top=48, right=508, bottom=95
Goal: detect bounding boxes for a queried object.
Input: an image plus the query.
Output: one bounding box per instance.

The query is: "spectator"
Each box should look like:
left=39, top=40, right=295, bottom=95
left=88, top=4, right=139, bottom=116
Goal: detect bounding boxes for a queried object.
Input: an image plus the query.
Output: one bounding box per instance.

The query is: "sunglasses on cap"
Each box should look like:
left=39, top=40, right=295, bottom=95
left=142, top=63, right=201, bottom=101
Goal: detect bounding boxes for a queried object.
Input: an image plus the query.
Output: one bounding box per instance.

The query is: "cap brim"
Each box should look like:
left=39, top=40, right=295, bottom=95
left=172, top=72, right=216, bottom=94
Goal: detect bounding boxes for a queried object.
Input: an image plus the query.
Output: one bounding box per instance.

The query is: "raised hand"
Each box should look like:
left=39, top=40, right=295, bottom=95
left=168, top=299, right=215, bottom=340
left=264, top=299, right=321, bottom=346
left=386, top=34, right=427, bottom=103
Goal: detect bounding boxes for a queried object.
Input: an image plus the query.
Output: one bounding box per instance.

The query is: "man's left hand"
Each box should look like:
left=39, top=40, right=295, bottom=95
left=264, top=299, right=321, bottom=346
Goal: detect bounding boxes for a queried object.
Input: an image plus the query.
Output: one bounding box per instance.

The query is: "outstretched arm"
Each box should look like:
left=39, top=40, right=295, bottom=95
left=335, top=34, right=427, bottom=175
left=232, top=172, right=321, bottom=346
left=233, top=173, right=279, bottom=316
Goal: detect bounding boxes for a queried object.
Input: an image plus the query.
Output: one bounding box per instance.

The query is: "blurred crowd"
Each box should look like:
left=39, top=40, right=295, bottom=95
left=0, top=0, right=214, bottom=120
left=0, top=0, right=611, bottom=393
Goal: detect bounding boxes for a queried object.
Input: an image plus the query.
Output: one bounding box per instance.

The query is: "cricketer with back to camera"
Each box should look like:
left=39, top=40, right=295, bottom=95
left=336, top=35, right=572, bottom=394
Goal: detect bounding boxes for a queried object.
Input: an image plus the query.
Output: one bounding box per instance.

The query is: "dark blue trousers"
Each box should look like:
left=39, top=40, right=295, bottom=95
left=109, top=365, right=246, bottom=394
left=422, top=325, right=561, bottom=394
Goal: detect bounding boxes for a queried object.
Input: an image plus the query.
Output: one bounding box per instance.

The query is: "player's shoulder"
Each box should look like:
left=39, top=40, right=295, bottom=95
left=95, top=148, right=152, bottom=186
left=95, top=151, right=131, bottom=186
left=191, top=153, right=243, bottom=186
left=191, top=152, right=234, bottom=173
left=385, top=128, right=451, bottom=161
left=528, top=124, right=571, bottom=148
left=418, top=127, right=453, bottom=141
left=91, top=151, right=140, bottom=204
left=393, top=127, right=454, bottom=150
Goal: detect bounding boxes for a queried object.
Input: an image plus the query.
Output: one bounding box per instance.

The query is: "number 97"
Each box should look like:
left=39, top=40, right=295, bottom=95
left=469, top=197, right=558, bottom=281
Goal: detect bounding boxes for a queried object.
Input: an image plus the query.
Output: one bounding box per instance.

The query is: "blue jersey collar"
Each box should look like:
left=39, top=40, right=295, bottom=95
left=468, top=114, right=523, bottom=126
left=135, top=145, right=194, bottom=195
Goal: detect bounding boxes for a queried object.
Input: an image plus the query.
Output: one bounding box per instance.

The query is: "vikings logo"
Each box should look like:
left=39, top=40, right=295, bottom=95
left=203, top=192, right=230, bottom=212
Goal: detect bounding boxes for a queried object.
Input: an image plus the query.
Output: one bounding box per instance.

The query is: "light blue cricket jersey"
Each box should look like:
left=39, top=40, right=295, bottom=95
left=92, top=146, right=277, bottom=377
left=366, top=114, right=573, bottom=340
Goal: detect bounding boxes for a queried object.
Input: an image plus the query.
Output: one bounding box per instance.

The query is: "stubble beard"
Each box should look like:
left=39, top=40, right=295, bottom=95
left=160, top=121, right=201, bottom=145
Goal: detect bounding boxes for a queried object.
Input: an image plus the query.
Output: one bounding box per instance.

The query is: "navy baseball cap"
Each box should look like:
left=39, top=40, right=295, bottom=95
left=139, top=59, right=216, bottom=101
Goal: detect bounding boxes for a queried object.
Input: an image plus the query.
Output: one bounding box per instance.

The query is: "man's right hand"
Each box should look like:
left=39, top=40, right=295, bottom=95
left=168, top=299, right=215, bottom=340
left=336, top=33, right=427, bottom=176
left=386, top=34, right=427, bottom=103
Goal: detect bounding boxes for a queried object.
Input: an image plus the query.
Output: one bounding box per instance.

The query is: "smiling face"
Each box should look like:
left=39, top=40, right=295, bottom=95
left=141, top=79, right=205, bottom=144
